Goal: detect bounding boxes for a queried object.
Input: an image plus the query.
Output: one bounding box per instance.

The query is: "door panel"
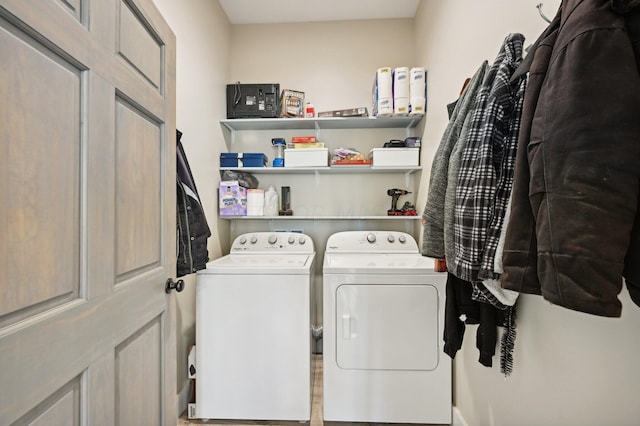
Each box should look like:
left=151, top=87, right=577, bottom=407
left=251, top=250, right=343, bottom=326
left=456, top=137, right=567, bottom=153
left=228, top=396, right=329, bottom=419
left=116, top=316, right=162, bottom=425
left=336, top=284, right=439, bottom=371
left=0, top=0, right=177, bottom=424
left=118, top=0, right=162, bottom=89
left=16, top=377, right=81, bottom=426
left=56, top=0, right=84, bottom=23
left=115, top=98, right=162, bottom=279
left=0, top=15, right=81, bottom=324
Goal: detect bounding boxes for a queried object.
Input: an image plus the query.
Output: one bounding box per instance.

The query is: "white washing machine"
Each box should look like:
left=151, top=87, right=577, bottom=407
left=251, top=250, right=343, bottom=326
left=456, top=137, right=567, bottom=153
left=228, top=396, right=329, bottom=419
left=323, top=231, right=451, bottom=424
left=195, top=232, right=315, bottom=421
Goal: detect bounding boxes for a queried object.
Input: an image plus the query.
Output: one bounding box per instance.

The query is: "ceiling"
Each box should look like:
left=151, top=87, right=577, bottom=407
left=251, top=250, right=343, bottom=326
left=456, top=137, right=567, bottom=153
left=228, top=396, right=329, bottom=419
left=218, top=0, right=421, bottom=24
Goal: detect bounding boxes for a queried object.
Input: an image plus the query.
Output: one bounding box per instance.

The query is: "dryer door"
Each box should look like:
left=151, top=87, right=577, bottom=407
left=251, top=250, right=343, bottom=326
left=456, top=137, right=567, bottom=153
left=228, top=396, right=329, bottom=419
left=336, top=284, right=439, bottom=371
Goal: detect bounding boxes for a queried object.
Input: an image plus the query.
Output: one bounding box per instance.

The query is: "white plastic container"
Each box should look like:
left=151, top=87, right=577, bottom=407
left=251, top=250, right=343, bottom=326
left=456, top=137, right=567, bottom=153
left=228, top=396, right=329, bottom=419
left=246, top=189, right=264, bottom=216
left=264, top=185, right=279, bottom=216
left=369, top=148, right=420, bottom=167
left=284, top=148, right=329, bottom=167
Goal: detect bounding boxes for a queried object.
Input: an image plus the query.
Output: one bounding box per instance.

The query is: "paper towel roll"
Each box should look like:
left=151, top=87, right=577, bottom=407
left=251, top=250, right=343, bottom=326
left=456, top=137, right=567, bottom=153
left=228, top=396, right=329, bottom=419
left=409, top=67, right=426, bottom=116
left=375, top=67, right=393, bottom=117
left=246, top=189, right=264, bottom=216
left=393, top=67, right=410, bottom=116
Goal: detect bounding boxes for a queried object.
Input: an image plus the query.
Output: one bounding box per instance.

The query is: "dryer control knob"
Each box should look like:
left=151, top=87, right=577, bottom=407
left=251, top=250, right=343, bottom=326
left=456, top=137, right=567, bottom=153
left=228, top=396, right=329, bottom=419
left=387, top=235, right=395, bottom=243
left=288, top=236, right=296, bottom=244
left=239, top=236, right=247, bottom=245
left=299, top=237, right=306, bottom=244
left=250, top=236, right=258, bottom=244
left=367, top=233, right=376, bottom=243
left=268, top=234, right=278, bottom=244
left=399, top=235, right=407, bottom=244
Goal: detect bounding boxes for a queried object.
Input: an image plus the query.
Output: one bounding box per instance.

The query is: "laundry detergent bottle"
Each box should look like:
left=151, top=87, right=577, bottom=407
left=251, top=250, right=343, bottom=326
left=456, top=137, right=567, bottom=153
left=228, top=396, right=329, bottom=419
left=264, top=185, right=279, bottom=216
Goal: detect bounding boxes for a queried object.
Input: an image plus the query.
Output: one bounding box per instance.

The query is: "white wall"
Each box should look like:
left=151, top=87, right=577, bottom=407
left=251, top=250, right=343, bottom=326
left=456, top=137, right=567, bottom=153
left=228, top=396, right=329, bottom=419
left=152, top=0, right=231, bottom=410
left=414, top=1, right=640, bottom=425
left=229, top=19, right=415, bottom=113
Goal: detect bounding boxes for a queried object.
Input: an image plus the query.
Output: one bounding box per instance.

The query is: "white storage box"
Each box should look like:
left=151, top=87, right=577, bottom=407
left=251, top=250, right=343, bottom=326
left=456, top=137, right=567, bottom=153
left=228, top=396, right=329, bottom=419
left=369, top=148, right=420, bottom=167
left=284, top=148, right=329, bottom=167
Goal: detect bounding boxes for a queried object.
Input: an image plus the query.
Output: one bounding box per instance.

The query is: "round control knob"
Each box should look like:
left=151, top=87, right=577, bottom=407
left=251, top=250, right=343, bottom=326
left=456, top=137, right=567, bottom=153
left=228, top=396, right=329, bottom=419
left=387, top=235, right=395, bottom=243
left=288, top=236, right=296, bottom=244
left=299, top=237, right=306, bottom=244
left=398, top=235, right=407, bottom=244
left=238, top=236, right=247, bottom=245
left=366, top=233, right=376, bottom=243
left=268, top=234, right=278, bottom=244
left=250, top=236, right=258, bottom=244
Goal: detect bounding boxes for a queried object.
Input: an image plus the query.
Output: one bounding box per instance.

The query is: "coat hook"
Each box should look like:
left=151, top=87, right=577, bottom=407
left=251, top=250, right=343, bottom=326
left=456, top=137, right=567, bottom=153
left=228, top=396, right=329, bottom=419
left=536, top=3, right=551, bottom=23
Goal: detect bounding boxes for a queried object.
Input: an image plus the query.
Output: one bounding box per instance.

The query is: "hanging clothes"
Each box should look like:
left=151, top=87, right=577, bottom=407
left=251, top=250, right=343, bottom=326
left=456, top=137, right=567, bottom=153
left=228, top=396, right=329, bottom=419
left=423, top=33, right=527, bottom=375
left=443, top=272, right=509, bottom=367
left=422, top=61, right=488, bottom=261
left=501, top=0, right=640, bottom=317
left=452, top=33, right=526, bottom=285
left=177, top=130, right=211, bottom=277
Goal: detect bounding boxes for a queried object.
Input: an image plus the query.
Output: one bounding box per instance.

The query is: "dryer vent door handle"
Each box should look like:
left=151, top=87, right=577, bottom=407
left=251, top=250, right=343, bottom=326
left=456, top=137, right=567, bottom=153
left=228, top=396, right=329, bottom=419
left=342, top=314, right=355, bottom=340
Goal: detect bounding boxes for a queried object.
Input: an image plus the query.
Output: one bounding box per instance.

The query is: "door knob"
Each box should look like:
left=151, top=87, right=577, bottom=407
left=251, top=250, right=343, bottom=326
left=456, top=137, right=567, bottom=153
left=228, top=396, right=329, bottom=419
left=165, top=278, right=185, bottom=293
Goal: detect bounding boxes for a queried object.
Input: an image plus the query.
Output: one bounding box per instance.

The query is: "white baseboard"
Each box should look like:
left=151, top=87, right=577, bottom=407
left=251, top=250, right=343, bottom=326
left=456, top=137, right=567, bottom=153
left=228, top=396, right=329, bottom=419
left=452, top=406, right=469, bottom=426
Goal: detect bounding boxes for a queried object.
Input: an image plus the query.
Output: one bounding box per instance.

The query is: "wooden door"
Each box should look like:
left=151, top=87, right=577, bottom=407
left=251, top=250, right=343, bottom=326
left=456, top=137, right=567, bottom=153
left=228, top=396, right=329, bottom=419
left=0, top=0, right=177, bottom=424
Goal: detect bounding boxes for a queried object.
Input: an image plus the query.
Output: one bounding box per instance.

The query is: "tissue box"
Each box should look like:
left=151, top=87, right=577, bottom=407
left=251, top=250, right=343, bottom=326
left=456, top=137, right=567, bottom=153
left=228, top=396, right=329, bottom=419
left=219, top=181, right=247, bottom=216
left=284, top=148, right=329, bottom=167
left=220, top=153, right=267, bottom=168
left=369, top=148, right=420, bottom=167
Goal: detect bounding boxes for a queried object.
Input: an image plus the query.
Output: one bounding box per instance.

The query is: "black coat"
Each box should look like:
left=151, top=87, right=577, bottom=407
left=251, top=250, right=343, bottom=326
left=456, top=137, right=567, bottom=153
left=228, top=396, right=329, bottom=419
left=177, top=130, right=211, bottom=277
left=501, top=0, right=640, bottom=317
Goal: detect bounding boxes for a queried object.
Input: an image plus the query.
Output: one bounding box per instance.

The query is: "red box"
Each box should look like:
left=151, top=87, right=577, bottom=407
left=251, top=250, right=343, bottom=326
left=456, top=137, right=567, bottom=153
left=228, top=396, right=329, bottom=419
left=291, top=136, right=317, bottom=143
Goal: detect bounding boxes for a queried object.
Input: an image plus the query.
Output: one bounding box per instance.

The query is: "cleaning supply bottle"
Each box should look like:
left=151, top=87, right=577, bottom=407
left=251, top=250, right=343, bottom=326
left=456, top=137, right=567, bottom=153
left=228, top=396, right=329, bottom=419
left=264, top=185, right=279, bottom=216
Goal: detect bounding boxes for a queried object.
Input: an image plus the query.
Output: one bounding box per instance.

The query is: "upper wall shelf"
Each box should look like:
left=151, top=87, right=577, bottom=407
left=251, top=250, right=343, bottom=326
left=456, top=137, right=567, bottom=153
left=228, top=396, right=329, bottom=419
left=220, top=116, right=423, bottom=132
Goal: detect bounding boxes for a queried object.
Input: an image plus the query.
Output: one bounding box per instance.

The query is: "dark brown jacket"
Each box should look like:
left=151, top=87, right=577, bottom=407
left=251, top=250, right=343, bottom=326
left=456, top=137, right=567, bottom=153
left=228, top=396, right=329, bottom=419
left=501, top=0, right=640, bottom=317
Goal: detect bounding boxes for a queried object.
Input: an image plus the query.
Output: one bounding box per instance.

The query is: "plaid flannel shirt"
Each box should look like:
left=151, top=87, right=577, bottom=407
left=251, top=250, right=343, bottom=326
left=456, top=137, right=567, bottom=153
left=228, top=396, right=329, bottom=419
left=452, top=33, right=526, bottom=284
left=479, top=79, right=527, bottom=281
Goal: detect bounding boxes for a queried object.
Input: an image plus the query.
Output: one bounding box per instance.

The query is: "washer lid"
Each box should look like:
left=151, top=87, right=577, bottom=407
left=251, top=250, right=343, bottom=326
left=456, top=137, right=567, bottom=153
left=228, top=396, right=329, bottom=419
left=323, top=253, right=434, bottom=274
left=200, top=253, right=315, bottom=275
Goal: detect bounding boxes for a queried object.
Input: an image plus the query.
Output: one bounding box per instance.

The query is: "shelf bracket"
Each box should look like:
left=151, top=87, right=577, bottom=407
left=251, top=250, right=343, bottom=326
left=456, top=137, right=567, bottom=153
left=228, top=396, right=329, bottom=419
left=404, top=170, right=414, bottom=188
left=404, top=217, right=418, bottom=234
left=220, top=121, right=236, bottom=146
left=405, top=118, right=419, bottom=138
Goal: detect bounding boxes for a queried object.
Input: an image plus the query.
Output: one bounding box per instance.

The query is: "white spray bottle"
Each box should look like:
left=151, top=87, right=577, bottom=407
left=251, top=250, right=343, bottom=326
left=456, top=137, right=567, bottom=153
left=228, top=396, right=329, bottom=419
left=264, top=185, right=279, bottom=216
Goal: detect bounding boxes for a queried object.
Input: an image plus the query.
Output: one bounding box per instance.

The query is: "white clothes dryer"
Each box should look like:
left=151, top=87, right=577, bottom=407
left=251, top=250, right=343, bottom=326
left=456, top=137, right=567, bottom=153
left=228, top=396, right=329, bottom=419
left=195, top=232, right=315, bottom=421
left=323, top=231, right=451, bottom=424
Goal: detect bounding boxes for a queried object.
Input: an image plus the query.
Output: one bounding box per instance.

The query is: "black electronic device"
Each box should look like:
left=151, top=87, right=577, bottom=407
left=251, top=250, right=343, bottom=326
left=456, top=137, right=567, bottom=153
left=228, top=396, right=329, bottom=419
left=226, top=83, right=280, bottom=119
left=279, top=186, right=293, bottom=216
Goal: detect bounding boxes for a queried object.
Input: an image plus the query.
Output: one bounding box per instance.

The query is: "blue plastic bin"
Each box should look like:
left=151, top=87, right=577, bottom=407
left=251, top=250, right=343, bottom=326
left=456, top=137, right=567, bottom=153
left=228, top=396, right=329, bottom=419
left=220, top=153, right=268, bottom=168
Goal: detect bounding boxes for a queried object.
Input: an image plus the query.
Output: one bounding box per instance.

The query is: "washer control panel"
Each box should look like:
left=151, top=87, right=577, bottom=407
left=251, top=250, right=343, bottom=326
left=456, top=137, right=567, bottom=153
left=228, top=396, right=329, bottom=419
left=325, top=231, right=418, bottom=254
left=230, top=232, right=313, bottom=253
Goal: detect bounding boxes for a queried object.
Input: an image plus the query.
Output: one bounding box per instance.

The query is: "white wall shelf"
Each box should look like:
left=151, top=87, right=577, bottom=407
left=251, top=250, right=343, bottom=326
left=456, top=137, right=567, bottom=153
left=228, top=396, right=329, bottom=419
left=218, top=115, right=424, bottom=241
left=222, top=215, right=422, bottom=220
left=220, top=116, right=423, bottom=132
